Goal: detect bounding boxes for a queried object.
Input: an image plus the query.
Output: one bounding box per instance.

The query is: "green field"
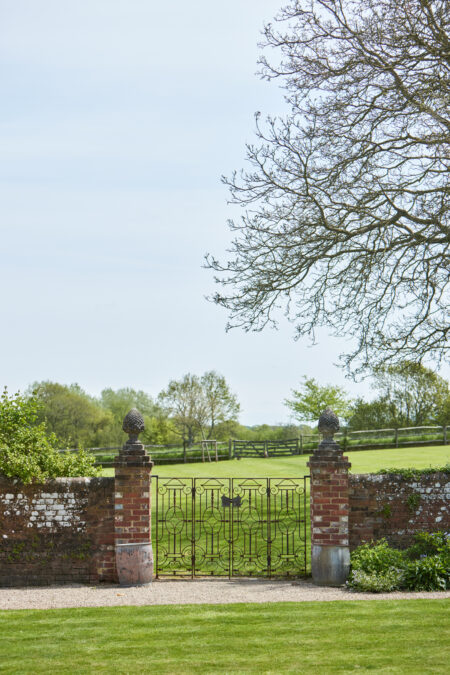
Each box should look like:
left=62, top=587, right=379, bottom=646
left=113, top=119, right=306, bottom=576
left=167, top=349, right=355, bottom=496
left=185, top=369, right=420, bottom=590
left=104, top=446, right=449, bottom=579
left=1, top=600, right=448, bottom=674
left=102, top=444, right=450, bottom=478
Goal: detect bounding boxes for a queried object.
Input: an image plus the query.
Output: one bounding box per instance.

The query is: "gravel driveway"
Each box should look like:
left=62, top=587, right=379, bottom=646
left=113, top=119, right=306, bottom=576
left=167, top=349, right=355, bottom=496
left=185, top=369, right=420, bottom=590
left=1, top=579, right=449, bottom=610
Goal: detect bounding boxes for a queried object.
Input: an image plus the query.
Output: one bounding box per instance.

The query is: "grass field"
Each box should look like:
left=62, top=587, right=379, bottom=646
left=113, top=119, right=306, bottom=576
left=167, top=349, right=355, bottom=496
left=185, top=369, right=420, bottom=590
left=102, top=444, right=450, bottom=478
left=1, top=600, right=448, bottom=674
left=104, top=446, right=449, bottom=578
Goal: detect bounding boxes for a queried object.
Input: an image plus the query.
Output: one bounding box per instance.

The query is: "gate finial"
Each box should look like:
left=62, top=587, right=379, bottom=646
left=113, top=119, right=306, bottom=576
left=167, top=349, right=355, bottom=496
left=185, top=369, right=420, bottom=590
left=318, top=408, right=339, bottom=442
left=122, top=408, right=145, bottom=444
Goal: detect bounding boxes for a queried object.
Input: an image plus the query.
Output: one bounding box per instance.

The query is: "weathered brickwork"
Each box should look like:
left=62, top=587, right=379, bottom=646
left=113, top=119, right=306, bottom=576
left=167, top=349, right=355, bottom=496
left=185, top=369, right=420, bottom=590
left=0, top=476, right=116, bottom=586
left=308, top=451, right=351, bottom=547
left=349, top=472, right=450, bottom=549
left=114, top=465, right=152, bottom=545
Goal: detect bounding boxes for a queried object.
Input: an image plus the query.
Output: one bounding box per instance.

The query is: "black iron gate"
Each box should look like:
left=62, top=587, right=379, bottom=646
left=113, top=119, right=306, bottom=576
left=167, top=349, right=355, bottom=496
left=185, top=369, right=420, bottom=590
left=153, top=476, right=310, bottom=578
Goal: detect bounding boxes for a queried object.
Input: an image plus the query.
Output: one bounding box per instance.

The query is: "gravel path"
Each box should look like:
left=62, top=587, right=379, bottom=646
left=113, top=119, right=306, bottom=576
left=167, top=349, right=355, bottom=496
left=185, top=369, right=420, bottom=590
left=1, top=579, right=449, bottom=610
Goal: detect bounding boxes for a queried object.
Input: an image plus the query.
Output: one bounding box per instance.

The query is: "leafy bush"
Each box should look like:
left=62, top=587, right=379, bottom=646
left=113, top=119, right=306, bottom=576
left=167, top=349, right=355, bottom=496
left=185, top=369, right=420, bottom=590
left=403, top=556, right=449, bottom=591
left=348, top=534, right=450, bottom=593
left=350, top=539, right=404, bottom=574
left=347, top=567, right=404, bottom=593
left=405, top=531, right=450, bottom=560
left=0, top=388, right=99, bottom=483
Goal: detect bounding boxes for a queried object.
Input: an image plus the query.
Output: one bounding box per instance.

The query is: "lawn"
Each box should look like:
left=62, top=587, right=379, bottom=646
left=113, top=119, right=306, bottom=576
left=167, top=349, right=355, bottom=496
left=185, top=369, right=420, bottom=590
left=0, top=600, right=448, bottom=674
left=102, top=444, right=449, bottom=478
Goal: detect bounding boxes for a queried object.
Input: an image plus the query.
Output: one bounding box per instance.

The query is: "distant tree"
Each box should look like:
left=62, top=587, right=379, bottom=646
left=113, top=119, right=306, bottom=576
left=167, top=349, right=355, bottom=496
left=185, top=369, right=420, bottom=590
left=207, top=0, right=450, bottom=373
left=285, top=377, right=353, bottom=424
left=100, top=387, right=160, bottom=445
left=30, top=382, right=113, bottom=448
left=372, top=362, right=449, bottom=427
left=0, top=388, right=98, bottom=483
left=348, top=396, right=393, bottom=431
left=158, top=372, right=240, bottom=445
left=158, top=374, right=208, bottom=445
left=200, top=371, right=240, bottom=439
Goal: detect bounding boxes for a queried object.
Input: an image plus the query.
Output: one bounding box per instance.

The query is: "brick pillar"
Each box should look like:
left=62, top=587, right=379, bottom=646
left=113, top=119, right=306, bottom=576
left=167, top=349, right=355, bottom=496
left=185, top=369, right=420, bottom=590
left=307, top=408, right=351, bottom=586
left=114, top=408, right=153, bottom=585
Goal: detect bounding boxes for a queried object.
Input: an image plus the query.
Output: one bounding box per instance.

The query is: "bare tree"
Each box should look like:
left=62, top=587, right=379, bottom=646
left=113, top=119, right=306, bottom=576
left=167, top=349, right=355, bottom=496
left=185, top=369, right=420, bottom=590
left=200, top=371, right=240, bottom=438
left=206, top=0, right=449, bottom=374
left=158, top=372, right=240, bottom=444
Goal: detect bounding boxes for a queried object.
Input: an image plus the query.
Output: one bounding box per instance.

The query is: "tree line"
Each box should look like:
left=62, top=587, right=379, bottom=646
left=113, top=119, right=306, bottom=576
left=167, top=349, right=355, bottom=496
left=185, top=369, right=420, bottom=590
left=286, top=362, right=450, bottom=430
left=5, top=360, right=449, bottom=450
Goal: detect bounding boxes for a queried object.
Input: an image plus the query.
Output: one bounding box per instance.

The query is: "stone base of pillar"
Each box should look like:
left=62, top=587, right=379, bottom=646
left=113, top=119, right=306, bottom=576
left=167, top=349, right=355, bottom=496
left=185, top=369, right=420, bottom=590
left=115, top=542, right=153, bottom=586
left=311, top=544, right=350, bottom=586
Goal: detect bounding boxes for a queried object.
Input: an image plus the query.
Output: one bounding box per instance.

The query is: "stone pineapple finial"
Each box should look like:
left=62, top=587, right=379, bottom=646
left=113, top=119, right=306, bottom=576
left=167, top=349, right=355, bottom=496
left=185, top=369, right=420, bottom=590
left=318, top=408, right=340, bottom=442
left=122, top=408, right=145, bottom=444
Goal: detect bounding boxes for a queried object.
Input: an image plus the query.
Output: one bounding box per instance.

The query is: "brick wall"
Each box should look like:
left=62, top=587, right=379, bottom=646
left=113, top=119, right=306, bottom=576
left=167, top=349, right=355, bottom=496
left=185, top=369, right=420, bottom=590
left=0, top=475, right=117, bottom=586
left=349, top=472, right=450, bottom=550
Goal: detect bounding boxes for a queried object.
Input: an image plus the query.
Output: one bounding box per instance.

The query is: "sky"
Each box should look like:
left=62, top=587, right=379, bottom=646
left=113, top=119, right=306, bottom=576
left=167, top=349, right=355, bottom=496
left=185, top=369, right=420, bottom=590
left=1, top=0, right=448, bottom=426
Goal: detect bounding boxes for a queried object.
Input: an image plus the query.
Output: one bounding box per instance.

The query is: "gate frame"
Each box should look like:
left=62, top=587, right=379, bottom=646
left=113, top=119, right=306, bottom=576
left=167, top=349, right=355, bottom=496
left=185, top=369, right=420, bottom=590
left=153, top=475, right=310, bottom=579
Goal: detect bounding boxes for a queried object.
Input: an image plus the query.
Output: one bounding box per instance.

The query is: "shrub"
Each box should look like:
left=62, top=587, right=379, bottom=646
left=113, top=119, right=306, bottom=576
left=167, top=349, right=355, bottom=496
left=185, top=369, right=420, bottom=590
left=0, top=388, right=99, bottom=483
left=348, top=533, right=450, bottom=593
left=403, top=556, right=449, bottom=591
left=347, top=567, right=404, bottom=593
left=405, top=531, right=450, bottom=560
left=350, top=539, right=404, bottom=575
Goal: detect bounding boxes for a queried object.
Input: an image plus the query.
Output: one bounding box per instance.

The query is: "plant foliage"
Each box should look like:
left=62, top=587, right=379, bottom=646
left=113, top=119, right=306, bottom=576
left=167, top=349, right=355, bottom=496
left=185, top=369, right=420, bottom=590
left=348, top=534, right=450, bottom=592
left=0, top=388, right=99, bottom=483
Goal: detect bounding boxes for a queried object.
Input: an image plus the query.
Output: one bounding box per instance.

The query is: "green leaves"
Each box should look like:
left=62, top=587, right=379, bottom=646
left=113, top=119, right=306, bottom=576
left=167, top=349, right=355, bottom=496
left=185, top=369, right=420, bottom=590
left=0, top=388, right=98, bottom=484
left=349, top=533, right=450, bottom=593
left=284, top=377, right=353, bottom=424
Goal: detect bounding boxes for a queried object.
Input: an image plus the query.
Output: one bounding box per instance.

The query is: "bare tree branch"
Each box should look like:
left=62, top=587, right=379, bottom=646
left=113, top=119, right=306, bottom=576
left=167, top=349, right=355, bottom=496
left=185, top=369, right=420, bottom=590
left=206, top=0, right=449, bottom=374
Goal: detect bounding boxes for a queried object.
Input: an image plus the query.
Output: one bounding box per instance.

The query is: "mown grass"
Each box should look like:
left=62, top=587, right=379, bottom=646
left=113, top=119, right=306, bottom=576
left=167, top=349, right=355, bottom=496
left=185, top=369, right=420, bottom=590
left=102, top=444, right=449, bottom=478
left=0, top=600, right=448, bottom=674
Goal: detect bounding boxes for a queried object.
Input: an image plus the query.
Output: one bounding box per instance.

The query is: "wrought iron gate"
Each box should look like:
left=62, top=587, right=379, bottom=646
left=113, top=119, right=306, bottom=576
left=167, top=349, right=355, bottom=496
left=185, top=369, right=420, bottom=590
left=153, top=476, right=310, bottom=578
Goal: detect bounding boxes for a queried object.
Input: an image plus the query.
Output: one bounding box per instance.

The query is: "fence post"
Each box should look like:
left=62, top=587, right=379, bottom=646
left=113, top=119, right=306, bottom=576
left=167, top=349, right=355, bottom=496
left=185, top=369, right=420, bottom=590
left=443, top=426, right=447, bottom=445
left=394, top=428, right=399, bottom=448
left=183, top=440, right=187, bottom=463
left=307, top=408, right=351, bottom=586
left=114, top=409, right=153, bottom=586
left=228, top=438, right=233, bottom=459
left=264, top=440, right=268, bottom=458
left=300, top=435, right=303, bottom=454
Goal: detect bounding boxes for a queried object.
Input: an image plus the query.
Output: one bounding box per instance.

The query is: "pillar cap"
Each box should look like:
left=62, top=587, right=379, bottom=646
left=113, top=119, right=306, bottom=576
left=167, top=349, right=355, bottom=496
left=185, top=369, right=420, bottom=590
left=123, top=408, right=145, bottom=444
left=318, top=408, right=340, bottom=440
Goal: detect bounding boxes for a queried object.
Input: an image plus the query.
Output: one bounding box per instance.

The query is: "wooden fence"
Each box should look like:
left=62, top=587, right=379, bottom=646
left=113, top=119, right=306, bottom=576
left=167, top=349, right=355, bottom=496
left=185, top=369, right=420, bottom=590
left=59, top=424, right=448, bottom=466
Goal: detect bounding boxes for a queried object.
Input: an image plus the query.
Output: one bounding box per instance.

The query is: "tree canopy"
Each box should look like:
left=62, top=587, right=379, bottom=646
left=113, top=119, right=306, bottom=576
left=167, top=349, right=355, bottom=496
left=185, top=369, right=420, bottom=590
left=31, top=382, right=113, bottom=448
left=348, top=361, right=450, bottom=429
left=0, top=388, right=98, bottom=483
left=285, top=376, right=353, bottom=423
left=207, top=0, right=449, bottom=374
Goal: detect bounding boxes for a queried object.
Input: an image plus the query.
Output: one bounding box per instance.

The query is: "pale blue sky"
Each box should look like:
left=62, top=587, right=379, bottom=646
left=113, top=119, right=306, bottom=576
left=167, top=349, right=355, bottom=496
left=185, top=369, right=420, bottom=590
left=1, top=1, right=448, bottom=424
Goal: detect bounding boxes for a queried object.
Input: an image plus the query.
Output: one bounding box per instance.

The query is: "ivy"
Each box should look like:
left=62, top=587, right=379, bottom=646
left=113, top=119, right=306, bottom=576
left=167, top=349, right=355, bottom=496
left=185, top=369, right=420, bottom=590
left=374, top=464, right=450, bottom=480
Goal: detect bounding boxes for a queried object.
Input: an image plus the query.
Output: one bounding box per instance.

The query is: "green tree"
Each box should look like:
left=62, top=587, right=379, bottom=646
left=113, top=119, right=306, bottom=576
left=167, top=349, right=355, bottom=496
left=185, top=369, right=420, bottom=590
left=348, top=397, right=393, bottom=431
left=207, top=0, right=449, bottom=373
left=0, top=388, right=98, bottom=483
left=372, top=362, right=449, bottom=427
left=30, top=382, right=114, bottom=448
left=285, top=377, right=353, bottom=424
left=100, top=387, right=161, bottom=445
